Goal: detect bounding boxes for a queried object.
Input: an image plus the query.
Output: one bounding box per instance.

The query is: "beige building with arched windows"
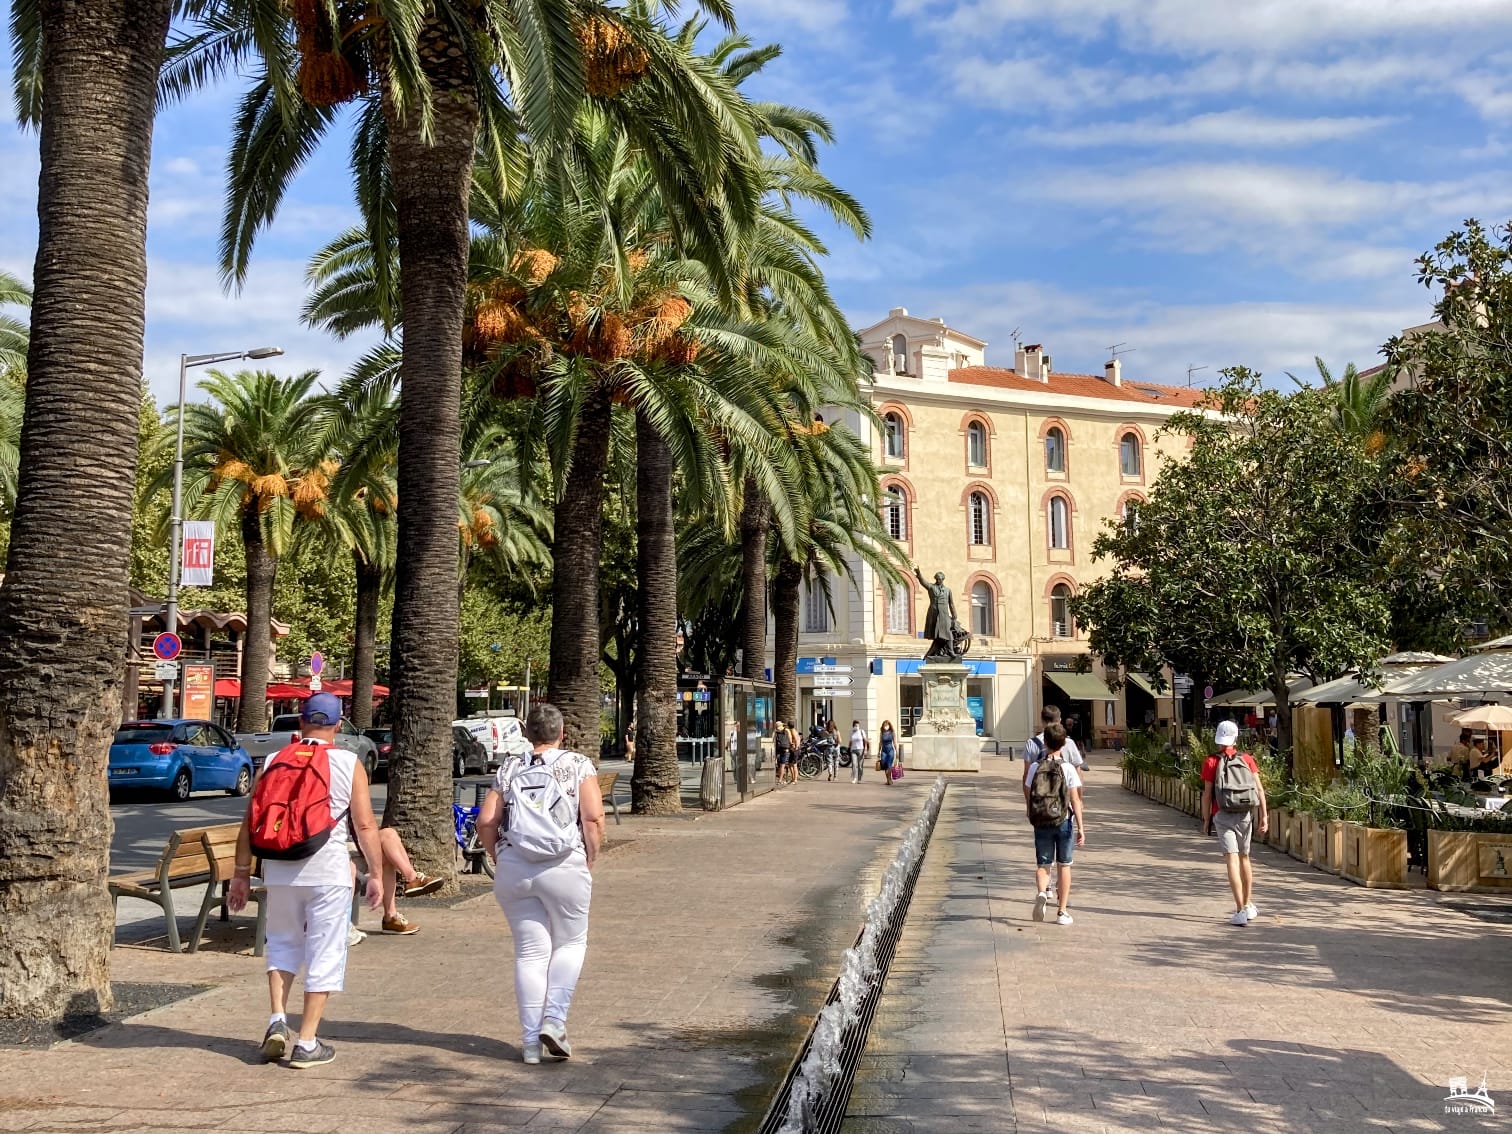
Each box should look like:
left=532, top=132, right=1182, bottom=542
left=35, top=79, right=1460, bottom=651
left=777, top=307, right=1208, bottom=754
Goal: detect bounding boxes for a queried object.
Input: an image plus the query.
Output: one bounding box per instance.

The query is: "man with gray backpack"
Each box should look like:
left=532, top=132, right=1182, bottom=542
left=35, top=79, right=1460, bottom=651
left=1023, top=723, right=1085, bottom=926
left=1200, top=720, right=1269, bottom=926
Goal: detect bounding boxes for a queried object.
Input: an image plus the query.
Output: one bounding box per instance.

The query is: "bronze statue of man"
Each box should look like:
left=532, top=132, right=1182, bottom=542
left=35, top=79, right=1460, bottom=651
left=914, top=567, right=968, bottom=661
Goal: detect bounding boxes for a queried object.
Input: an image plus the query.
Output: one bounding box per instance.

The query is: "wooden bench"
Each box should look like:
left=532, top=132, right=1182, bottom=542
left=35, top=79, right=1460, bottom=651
left=597, top=771, right=621, bottom=825
left=109, top=823, right=246, bottom=953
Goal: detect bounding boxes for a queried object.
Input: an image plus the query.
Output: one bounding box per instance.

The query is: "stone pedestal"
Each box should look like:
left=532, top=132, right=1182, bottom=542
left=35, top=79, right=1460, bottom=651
left=905, top=662, right=982, bottom=772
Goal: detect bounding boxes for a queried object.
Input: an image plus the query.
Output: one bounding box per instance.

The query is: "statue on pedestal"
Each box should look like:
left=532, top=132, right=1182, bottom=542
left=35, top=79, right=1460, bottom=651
left=914, top=567, right=972, bottom=662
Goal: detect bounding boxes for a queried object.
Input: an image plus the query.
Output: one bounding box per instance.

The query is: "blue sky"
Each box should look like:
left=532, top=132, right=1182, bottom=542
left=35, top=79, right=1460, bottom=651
left=6, top=0, right=1512, bottom=403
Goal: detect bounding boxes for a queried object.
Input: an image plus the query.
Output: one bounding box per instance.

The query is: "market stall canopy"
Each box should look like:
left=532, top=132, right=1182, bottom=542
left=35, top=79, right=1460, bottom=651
left=1472, top=634, right=1512, bottom=653
left=1205, top=688, right=1253, bottom=708
left=262, top=677, right=390, bottom=702
left=1217, top=677, right=1315, bottom=708
left=1045, top=671, right=1116, bottom=701
left=1452, top=704, right=1512, bottom=730
left=1292, top=660, right=1448, bottom=705
left=1389, top=648, right=1512, bottom=697
left=214, top=678, right=240, bottom=698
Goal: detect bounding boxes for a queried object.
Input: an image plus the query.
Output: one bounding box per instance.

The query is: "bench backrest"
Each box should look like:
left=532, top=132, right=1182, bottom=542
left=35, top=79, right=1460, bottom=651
left=156, top=822, right=242, bottom=885
left=596, top=771, right=618, bottom=796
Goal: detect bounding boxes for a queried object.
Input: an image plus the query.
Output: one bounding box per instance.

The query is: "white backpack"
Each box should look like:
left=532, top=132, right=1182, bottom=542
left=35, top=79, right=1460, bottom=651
left=498, top=750, right=582, bottom=862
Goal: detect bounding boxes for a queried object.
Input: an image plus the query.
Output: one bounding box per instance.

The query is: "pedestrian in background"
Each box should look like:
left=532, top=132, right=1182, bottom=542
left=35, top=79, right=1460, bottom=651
left=229, top=693, right=384, bottom=1068
left=1200, top=719, right=1268, bottom=926
left=1024, top=723, right=1084, bottom=926
left=878, top=720, right=898, bottom=786
left=774, top=720, right=793, bottom=785
left=479, top=702, right=606, bottom=1065
left=849, top=719, right=867, bottom=783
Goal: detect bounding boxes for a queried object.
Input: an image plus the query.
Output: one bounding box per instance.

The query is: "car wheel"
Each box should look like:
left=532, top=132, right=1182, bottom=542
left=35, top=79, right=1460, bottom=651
left=229, top=765, right=252, bottom=797
left=453, top=753, right=464, bottom=778
left=170, top=767, right=191, bottom=802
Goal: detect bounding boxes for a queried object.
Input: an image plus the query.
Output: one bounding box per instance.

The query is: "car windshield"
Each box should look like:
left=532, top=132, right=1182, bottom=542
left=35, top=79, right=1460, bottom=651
left=271, top=716, right=302, bottom=731
left=114, top=725, right=173, bottom=744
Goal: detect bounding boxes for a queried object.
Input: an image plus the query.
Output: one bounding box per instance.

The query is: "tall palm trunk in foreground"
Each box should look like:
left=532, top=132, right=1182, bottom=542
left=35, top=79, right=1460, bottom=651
left=0, top=0, right=173, bottom=1019
left=738, top=479, right=770, bottom=681
left=632, top=411, right=680, bottom=813
left=235, top=502, right=277, bottom=732
left=772, top=558, right=802, bottom=728
left=350, top=553, right=382, bottom=731
left=548, top=387, right=613, bottom=751
left=379, top=23, right=476, bottom=879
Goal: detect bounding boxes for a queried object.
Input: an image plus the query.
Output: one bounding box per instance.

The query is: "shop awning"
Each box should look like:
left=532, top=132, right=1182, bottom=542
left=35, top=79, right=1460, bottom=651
left=214, top=678, right=241, bottom=698
left=1205, top=688, right=1252, bottom=707
left=1389, top=649, right=1512, bottom=697
left=1045, top=671, right=1116, bottom=701
left=1292, top=664, right=1441, bottom=705
left=1124, top=673, right=1170, bottom=699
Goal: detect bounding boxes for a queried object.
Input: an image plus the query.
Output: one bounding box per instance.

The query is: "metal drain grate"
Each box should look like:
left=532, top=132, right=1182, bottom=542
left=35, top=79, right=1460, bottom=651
left=757, top=789, right=944, bottom=1134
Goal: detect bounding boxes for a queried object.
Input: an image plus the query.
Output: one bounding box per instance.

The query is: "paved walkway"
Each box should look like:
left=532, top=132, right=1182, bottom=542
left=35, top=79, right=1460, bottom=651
left=1, top=771, right=918, bottom=1133
left=847, top=765, right=1512, bottom=1133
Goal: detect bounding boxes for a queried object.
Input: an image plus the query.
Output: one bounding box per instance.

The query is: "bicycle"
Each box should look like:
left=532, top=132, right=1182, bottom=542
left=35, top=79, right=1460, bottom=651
left=453, top=802, right=494, bottom=878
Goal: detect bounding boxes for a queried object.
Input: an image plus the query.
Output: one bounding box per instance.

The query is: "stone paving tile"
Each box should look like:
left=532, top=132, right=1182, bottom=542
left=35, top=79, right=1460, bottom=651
left=844, top=764, right=1512, bottom=1134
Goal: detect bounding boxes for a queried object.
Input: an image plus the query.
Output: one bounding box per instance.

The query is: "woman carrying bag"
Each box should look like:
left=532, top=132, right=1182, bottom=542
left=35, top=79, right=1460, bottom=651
left=878, top=721, right=901, bottom=785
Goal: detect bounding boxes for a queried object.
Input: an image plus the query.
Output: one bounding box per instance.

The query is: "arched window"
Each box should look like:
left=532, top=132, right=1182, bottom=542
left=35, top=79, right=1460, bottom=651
left=1051, top=584, right=1073, bottom=638
left=970, top=580, right=994, bottom=636
left=886, top=583, right=911, bottom=633
left=1121, top=497, right=1141, bottom=532
left=966, top=420, right=988, bottom=468
left=1049, top=496, right=1070, bottom=549
left=884, top=484, right=908, bottom=540
left=968, top=491, right=990, bottom=545
left=1045, top=427, right=1066, bottom=473
left=1120, top=432, right=1142, bottom=477
left=891, top=334, right=909, bottom=374
left=883, top=412, right=905, bottom=459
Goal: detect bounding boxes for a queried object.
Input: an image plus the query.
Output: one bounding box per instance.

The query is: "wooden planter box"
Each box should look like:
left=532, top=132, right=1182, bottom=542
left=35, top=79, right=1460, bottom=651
left=1270, top=807, right=1291, bottom=851
left=1321, top=819, right=1344, bottom=873
left=1428, top=830, right=1512, bottom=892
left=1289, top=812, right=1309, bottom=861
left=1340, top=823, right=1407, bottom=889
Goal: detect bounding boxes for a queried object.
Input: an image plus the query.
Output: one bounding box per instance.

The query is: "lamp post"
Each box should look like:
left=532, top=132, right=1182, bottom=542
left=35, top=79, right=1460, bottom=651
left=162, top=346, right=283, bottom=718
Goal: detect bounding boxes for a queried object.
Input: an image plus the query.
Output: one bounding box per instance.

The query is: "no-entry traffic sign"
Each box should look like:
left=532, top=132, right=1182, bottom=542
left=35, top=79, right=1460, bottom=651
left=152, top=632, right=182, bottom=662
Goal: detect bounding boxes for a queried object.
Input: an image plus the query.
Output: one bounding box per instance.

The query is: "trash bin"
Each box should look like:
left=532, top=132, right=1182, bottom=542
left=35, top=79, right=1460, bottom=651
left=700, top=755, right=725, bottom=811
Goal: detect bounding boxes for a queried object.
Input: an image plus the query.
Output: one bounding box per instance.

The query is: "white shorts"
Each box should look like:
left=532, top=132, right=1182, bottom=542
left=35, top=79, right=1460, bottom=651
left=264, top=884, right=353, bottom=993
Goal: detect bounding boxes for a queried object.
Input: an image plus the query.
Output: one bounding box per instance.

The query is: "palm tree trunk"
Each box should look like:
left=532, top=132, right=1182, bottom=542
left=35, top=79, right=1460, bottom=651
left=738, top=478, right=770, bottom=681
left=0, top=0, right=173, bottom=1020
left=548, top=386, right=613, bottom=752
left=379, top=23, right=477, bottom=881
left=632, top=411, right=681, bottom=815
left=236, top=503, right=276, bottom=733
left=773, top=558, right=802, bottom=728
left=350, top=553, right=381, bottom=731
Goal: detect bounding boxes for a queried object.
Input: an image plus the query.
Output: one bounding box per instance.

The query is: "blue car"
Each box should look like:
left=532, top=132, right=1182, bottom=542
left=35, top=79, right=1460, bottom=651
left=109, top=719, right=255, bottom=801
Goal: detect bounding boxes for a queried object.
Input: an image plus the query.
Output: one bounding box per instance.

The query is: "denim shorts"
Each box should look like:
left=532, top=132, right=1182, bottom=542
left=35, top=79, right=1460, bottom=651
left=1034, top=818, right=1075, bottom=866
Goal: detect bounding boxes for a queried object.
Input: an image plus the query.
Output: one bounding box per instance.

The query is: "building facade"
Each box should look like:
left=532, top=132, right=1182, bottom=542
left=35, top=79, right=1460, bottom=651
left=781, top=307, right=1208, bottom=752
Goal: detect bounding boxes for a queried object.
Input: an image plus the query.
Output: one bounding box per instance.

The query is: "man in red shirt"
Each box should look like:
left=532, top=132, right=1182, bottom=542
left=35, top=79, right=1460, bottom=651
left=1200, top=720, right=1269, bottom=926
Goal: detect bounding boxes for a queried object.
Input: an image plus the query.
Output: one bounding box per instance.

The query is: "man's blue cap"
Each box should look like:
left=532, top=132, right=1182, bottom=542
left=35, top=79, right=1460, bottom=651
left=301, top=692, right=343, bottom=726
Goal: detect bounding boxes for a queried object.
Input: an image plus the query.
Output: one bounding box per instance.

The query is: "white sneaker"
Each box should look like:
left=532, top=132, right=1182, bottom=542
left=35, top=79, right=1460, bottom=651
left=347, top=925, right=366, bottom=946
left=1032, top=890, right=1049, bottom=922
left=1243, top=902, right=1259, bottom=921
left=540, top=1018, right=572, bottom=1059
left=1230, top=909, right=1249, bottom=927
left=1056, top=911, right=1073, bottom=926
left=523, top=1043, right=542, bottom=1065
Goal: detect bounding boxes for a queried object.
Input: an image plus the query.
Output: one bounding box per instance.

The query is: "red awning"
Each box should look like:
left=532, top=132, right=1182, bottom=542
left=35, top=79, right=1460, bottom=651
left=258, top=678, right=390, bottom=702
left=214, top=678, right=241, bottom=698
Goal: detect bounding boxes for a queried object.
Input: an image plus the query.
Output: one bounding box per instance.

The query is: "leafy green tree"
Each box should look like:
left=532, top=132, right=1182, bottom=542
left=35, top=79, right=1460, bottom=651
left=1384, top=219, right=1512, bottom=636
left=1, top=0, right=175, bottom=1020
left=1073, top=370, right=1392, bottom=758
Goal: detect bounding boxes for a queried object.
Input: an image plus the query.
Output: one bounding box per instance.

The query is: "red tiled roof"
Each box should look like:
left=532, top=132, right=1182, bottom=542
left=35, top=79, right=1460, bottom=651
left=947, top=366, right=1210, bottom=408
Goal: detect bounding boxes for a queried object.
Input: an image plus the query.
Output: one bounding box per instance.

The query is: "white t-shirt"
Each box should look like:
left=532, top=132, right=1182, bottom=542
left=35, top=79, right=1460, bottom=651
left=1026, top=732, right=1083, bottom=768
left=849, top=728, right=866, bottom=753
left=493, top=747, right=596, bottom=858
left=261, top=741, right=359, bottom=888
left=1024, top=754, right=1084, bottom=792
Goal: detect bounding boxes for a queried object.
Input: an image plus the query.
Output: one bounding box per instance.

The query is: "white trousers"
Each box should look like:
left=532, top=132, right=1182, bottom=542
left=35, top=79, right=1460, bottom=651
left=264, top=883, right=353, bottom=993
left=493, top=849, right=593, bottom=1046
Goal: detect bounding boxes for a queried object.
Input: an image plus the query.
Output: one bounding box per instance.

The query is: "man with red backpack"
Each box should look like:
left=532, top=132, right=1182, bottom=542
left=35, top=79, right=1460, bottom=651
left=228, top=693, right=384, bottom=1067
left=1200, top=720, right=1269, bottom=926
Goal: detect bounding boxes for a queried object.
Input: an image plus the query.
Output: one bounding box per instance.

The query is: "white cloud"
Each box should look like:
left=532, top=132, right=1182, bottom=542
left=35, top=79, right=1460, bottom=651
left=732, top=0, right=849, bottom=33
left=1028, top=109, right=1393, bottom=149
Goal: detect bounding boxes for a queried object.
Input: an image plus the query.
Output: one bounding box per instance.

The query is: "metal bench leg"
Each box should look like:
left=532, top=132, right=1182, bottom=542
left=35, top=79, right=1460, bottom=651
left=609, top=792, right=621, bottom=825
left=186, top=883, right=220, bottom=954
left=161, top=890, right=182, bottom=954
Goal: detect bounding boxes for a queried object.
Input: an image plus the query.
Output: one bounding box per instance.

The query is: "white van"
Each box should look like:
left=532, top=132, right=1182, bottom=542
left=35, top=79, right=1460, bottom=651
left=452, top=713, right=532, bottom=769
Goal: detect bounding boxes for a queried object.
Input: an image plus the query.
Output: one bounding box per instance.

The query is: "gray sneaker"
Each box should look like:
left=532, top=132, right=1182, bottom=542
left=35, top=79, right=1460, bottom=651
left=260, top=1020, right=291, bottom=1063
left=289, top=1039, right=336, bottom=1068
left=540, top=1018, right=572, bottom=1059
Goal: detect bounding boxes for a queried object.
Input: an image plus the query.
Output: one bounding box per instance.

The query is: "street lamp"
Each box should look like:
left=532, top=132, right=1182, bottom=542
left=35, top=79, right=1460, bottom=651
left=162, top=346, right=284, bottom=718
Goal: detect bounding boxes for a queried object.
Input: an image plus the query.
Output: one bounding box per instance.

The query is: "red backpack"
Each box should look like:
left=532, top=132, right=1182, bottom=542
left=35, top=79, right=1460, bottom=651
left=248, top=740, right=341, bottom=860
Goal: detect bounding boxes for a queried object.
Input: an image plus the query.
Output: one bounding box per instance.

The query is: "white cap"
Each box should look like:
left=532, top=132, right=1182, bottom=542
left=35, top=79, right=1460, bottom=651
left=1215, top=720, right=1239, bottom=747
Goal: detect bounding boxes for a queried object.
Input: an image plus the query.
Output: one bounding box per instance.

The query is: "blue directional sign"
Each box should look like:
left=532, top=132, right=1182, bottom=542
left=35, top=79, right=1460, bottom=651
left=152, top=632, right=183, bottom=662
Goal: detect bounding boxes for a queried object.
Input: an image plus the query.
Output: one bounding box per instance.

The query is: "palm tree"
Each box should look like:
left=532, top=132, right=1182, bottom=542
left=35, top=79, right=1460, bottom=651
left=160, top=369, right=333, bottom=732
left=0, top=0, right=175, bottom=1020
left=1289, top=356, right=1395, bottom=440
left=0, top=272, right=31, bottom=515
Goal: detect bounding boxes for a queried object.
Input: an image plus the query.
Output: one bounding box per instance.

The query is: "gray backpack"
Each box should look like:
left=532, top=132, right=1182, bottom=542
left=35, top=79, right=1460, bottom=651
left=1215, top=752, right=1261, bottom=813
left=1028, top=757, right=1071, bottom=828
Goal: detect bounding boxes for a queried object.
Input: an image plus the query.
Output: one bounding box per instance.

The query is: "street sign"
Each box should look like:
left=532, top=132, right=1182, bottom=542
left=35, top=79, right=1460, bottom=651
left=815, top=688, right=852, bottom=697
left=152, top=632, right=182, bottom=662
left=309, top=650, right=325, bottom=676
left=813, top=663, right=853, bottom=673
left=1203, top=684, right=1215, bottom=701
left=153, top=661, right=178, bottom=682
left=465, top=687, right=489, bottom=699
left=1173, top=675, right=1195, bottom=694
left=309, top=675, right=323, bottom=693
left=813, top=674, right=852, bottom=687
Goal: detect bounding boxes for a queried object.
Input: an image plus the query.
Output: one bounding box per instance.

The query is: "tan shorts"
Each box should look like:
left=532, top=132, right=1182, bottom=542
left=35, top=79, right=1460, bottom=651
left=1214, top=810, right=1254, bottom=856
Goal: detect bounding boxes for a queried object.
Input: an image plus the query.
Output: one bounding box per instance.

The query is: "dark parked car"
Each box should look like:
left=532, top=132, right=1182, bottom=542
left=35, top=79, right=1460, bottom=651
left=237, top=713, right=379, bottom=779
left=363, top=727, right=392, bottom=782
left=452, top=725, right=490, bottom=778
left=109, top=719, right=255, bottom=801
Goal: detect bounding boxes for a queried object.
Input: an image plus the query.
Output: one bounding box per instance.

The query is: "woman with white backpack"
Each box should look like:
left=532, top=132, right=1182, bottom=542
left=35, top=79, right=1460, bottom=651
left=477, top=702, right=607, bottom=1064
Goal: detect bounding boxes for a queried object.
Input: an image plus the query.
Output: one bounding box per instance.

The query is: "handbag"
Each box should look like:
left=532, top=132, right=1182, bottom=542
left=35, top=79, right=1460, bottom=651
left=891, top=764, right=904, bottom=781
